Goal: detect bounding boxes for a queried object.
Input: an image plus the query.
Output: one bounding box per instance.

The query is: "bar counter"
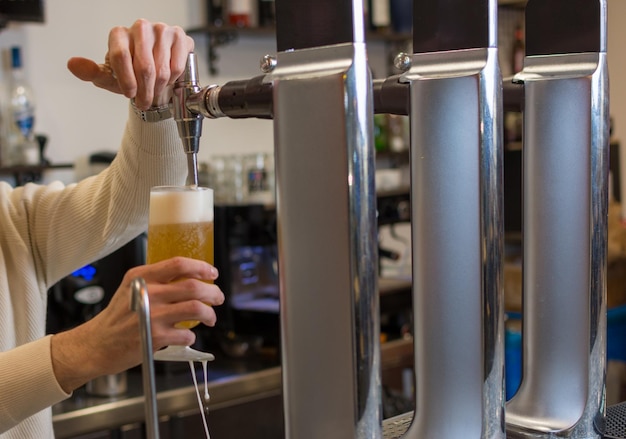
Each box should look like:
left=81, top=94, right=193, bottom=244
left=52, top=352, right=282, bottom=438
left=52, top=279, right=415, bottom=438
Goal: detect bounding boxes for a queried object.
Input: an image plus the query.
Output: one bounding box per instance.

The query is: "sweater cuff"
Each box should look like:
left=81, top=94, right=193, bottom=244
left=126, top=102, right=182, bottom=157
left=0, top=336, right=70, bottom=430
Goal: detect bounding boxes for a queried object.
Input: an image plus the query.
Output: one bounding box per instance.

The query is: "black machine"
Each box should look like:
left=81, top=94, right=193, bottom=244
left=199, top=203, right=280, bottom=356
left=46, top=234, right=146, bottom=334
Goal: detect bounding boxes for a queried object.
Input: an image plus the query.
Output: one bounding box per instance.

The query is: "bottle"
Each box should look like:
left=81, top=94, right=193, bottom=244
left=511, top=25, right=525, bottom=74
left=228, top=0, right=253, bottom=27
left=207, top=0, right=225, bottom=26
left=373, top=114, right=389, bottom=153
left=7, top=46, right=38, bottom=165
left=368, top=0, right=391, bottom=31
left=257, top=0, right=275, bottom=28
left=245, top=152, right=274, bottom=204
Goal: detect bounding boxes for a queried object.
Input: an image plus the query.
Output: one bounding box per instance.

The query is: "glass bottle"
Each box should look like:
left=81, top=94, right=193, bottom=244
left=511, top=25, right=525, bottom=74
left=7, top=46, right=38, bottom=165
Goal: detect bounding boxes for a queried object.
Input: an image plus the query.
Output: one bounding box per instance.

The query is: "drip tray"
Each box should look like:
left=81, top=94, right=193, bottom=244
left=383, top=404, right=626, bottom=438
left=605, top=401, right=626, bottom=439
left=383, top=411, right=413, bottom=438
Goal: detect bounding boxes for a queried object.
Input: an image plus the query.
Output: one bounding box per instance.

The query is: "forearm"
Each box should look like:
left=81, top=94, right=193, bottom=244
left=49, top=326, right=105, bottom=393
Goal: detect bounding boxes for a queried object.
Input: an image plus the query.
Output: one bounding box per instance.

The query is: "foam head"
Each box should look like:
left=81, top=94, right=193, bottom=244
left=149, top=186, right=214, bottom=225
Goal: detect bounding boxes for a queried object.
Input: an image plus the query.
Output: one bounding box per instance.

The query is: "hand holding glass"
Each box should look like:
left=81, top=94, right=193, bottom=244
left=147, top=185, right=215, bottom=362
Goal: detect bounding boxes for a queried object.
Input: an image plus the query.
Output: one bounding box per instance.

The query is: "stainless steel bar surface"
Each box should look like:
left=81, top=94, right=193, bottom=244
left=505, top=0, right=609, bottom=438
left=269, top=0, right=379, bottom=436
left=400, top=0, right=504, bottom=437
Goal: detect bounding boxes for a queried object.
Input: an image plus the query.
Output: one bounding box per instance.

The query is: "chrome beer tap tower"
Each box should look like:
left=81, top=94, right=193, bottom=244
left=129, top=0, right=619, bottom=437
left=505, top=1, right=609, bottom=437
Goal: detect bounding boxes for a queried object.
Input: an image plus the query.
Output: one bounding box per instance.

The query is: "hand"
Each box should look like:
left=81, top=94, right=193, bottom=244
left=66, top=19, right=195, bottom=109
left=50, top=257, right=224, bottom=393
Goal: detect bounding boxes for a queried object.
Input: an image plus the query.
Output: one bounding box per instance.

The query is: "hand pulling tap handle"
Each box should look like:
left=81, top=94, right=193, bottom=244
left=130, top=277, right=160, bottom=439
left=173, top=52, right=204, bottom=186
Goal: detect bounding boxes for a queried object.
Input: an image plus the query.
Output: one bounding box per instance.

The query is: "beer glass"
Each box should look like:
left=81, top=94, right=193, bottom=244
left=147, top=185, right=215, bottom=362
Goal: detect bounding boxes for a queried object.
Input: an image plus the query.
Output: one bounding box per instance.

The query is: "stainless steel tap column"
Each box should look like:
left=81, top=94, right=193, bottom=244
left=402, top=0, right=504, bottom=437
left=505, top=1, right=609, bottom=438
left=271, top=0, right=379, bottom=437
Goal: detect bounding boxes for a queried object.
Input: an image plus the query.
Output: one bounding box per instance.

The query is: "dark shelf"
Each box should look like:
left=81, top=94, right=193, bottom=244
left=188, top=0, right=527, bottom=74
left=186, top=24, right=415, bottom=74
left=0, top=163, right=73, bottom=185
left=187, top=24, right=276, bottom=38
left=187, top=24, right=411, bottom=43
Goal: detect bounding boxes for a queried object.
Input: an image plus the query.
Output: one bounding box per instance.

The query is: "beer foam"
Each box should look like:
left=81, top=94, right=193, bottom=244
left=149, top=187, right=214, bottom=224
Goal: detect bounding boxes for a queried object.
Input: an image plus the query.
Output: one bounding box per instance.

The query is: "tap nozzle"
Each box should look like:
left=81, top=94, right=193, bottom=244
left=173, top=52, right=203, bottom=185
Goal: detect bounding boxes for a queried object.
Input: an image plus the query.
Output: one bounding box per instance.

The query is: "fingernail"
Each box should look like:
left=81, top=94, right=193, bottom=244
left=211, top=267, right=218, bottom=278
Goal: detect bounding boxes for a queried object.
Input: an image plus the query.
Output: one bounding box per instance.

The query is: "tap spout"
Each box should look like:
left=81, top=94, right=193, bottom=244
left=173, top=52, right=204, bottom=186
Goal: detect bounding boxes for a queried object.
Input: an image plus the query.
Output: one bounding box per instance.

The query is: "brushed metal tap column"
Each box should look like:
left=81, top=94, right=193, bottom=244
left=271, top=0, right=380, bottom=437
left=505, top=1, right=609, bottom=438
left=401, top=0, right=505, bottom=437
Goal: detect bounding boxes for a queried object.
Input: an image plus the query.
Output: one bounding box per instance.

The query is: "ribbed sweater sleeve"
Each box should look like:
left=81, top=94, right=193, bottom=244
left=30, top=105, right=188, bottom=286
left=0, top=104, right=188, bottom=438
left=0, top=336, right=67, bottom=435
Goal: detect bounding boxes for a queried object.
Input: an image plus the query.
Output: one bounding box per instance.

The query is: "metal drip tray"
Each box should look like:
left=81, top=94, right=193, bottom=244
left=383, top=411, right=413, bottom=438
left=605, top=401, right=626, bottom=439
left=384, top=404, right=626, bottom=439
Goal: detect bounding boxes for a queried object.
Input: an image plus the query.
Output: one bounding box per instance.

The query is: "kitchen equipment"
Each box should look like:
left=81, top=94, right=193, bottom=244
left=85, top=372, right=127, bottom=397
left=200, top=203, right=279, bottom=355
left=46, top=233, right=146, bottom=335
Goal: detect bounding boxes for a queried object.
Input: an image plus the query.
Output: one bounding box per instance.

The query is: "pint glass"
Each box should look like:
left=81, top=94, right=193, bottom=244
left=147, top=185, right=214, bottom=329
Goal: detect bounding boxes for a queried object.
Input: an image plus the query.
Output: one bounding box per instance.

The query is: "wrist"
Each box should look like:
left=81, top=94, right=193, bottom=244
left=50, top=327, right=101, bottom=393
left=130, top=98, right=172, bottom=123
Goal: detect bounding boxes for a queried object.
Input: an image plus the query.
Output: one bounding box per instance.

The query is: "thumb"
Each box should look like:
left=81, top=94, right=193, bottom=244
left=67, top=56, right=121, bottom=94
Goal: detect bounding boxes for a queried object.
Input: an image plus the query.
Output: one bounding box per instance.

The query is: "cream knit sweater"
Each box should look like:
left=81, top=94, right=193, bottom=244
left=0, top=105, right=187, bottom=438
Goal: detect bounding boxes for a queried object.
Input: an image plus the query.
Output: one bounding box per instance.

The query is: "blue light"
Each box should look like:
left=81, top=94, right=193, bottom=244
left=71, top=265, right=97, bottom=282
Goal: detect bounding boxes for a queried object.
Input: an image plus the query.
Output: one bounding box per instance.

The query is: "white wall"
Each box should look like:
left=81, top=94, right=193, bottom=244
left=0, top=0, right=278, bottom=184
left=0, top=0, right=623, bottom=184
left=608, top=0, right=626, bottom=142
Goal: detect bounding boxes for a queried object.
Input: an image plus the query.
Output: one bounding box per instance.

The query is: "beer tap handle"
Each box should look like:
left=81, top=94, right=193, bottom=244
left=173, top=52, right=203, bottom=186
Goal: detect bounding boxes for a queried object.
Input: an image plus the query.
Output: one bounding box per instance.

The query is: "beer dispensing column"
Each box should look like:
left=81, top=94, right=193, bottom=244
left=505, top=1, right=609, bottom=438
left=401, top=0, right=504, bottom=437
left=270, top=1, right=380, bottom=437
left=174, top=0, right=378, bottom=436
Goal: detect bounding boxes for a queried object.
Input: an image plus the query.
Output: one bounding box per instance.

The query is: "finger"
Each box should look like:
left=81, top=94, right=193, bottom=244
left=129, top=257, right=219, bottom=285
left=149, top=280, right=225, bottom=307
left=127, top=19, right=157, bottom=108
left=67, top=57, right=100, bottom=82
left=107, top=25, right=137, bottom=99
left=150, top=22, right=174, bottom=104
left=152, top=299, right=219, bottom=328
left=152, top=327, right=197, bottom=349
left=166, top=26, right=195, bottom=85
left=67, top=57, right=121, bottom=93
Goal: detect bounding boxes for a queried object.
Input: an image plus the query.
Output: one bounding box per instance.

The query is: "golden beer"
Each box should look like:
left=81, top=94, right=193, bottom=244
left=147, top=186, right=214, bottom=329
left=147, top=222, right=214, bottom=266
